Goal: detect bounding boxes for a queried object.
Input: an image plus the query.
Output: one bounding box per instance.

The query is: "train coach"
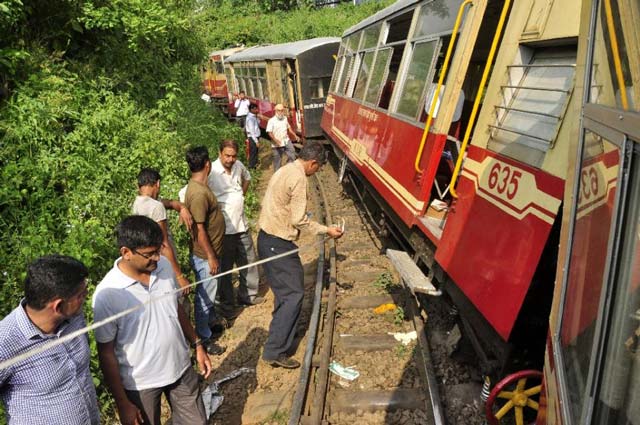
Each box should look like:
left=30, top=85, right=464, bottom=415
left=225, top=37, right=340, bottom=140
left=202, top=46, right=245, bottom=116
left=322, top=0, right=582, bottom=410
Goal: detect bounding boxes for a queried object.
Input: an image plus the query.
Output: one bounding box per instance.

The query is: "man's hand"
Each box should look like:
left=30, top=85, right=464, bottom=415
left=117, top=399, right=144, bottom=425
left=177, top=275, right=192, bottom=295
left=327, top=226, right=344, bottom=239
left=208, top=257, right=220, bottom=275
left=195, top=346, right=213, bottom=379
left=178, top=207, right=193, bottom=229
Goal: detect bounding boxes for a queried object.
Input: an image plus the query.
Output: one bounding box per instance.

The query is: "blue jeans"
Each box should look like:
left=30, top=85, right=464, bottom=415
left=190, top=254, right=219, bottom=340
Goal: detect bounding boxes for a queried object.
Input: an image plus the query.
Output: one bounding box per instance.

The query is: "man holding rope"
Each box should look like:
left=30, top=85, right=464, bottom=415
left=0, top=255, right=100, bottom=424
left=93, top=216, right=212, bottom=425
left=258, top=141, right=343, bottom=369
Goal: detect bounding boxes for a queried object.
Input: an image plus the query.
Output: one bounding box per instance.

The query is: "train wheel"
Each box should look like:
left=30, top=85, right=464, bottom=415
left=485, top=370, right=542, bottom=425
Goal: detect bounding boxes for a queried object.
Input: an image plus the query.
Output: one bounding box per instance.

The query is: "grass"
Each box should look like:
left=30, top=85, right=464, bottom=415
left=260, top=409, right=289, bottom=425
left=373, top=272, right=399, bottom=292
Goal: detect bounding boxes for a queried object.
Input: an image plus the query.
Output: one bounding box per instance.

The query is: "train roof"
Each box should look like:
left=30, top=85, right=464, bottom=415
left=343, top=0, right=420, bottom=37
left=225, top=37, right=340, bottom=62
left=208, top=46, right=245, bottom=59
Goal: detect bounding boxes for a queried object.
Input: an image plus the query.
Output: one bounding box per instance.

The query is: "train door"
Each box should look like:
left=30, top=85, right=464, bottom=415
left=546, top=0, right=640, bottom=423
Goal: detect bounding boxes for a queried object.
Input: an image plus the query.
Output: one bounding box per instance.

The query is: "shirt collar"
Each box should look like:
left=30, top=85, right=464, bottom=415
left=15, top=299, right=72, bottom=339
left=212, top=158, right=237, bottom=175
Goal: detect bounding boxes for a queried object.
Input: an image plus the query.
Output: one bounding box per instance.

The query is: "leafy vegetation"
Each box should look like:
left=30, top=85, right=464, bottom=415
left=0, top=0, right=392, bottom=421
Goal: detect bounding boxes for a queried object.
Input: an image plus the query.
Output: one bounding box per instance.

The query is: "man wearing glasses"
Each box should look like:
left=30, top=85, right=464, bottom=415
left=93, top=215, right=212, bottom=425
left=266, top=103, right=299, bottom=172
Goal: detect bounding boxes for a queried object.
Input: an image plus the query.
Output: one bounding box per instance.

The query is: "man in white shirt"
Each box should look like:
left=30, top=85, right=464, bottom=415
left=266, top=103, right=298, bottom=172
left=234, top=91, right=250, bottom=128
left=93, top=215, right=212, bottom=425
left=209, top=140, right=264, bottom=311
left=245, top=103, right=261, bottom=169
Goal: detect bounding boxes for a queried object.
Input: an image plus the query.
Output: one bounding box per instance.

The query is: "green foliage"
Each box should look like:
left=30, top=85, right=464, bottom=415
left=373, top=271, right=398, bottom=292
left=196, top=0, right=393, bottom=49
left=394, top=306, right=405, bottom=325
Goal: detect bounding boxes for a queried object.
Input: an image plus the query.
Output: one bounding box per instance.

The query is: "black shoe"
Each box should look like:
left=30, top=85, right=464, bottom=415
left=209, top=322, right=225, bottom=338
left=265, top=356, right=300, bottom=369
left=239, top=296, right=266, bottom=306
left=220, top=306, right=243, bottom=320
left=204, top=341, right=226, bottom=355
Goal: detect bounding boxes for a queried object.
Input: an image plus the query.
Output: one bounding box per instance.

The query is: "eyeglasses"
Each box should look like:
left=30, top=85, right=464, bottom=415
left=132, top=248, right=162, bottom=259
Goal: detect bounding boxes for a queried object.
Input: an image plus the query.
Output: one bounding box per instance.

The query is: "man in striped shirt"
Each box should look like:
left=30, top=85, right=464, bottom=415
left=0, top=255, right=100, bottom=424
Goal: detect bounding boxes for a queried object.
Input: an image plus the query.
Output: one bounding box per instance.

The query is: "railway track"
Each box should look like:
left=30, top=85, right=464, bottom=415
left=287, top=159, right=455, bottom=425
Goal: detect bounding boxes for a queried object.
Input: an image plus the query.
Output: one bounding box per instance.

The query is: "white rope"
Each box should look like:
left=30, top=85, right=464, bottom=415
left=0, top=236, right=329, bottom=371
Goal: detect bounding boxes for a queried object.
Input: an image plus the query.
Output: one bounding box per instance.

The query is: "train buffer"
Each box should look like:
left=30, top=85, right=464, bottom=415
left=386, top=249, right=442, bottom=296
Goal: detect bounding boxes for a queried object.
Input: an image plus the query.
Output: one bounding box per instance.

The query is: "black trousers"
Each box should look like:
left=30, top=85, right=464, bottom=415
left=257, top=230, right=304, bottom=361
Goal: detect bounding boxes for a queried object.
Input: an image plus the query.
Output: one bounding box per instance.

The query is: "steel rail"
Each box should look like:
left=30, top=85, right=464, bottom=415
left=307, top=172, right=338, bottom=425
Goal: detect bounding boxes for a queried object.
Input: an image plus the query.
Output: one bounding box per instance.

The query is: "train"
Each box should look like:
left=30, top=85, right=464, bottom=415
left=317, top=0, right=640, bottom=423
left=224, top=38, right=340, bottom=140
left=201, top=46, right=245, bottom=116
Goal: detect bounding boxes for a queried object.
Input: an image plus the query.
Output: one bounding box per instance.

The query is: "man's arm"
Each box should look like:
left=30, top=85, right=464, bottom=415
left=160, top=199, right=193, bottom=229
left=195, top=223, right=219, bottom=275
left=287, top=123, right=300, bottom=142
left=97, top=341, right=144, bottom=425
left=177, top=303, right=212, bottom=379
left=157, top=220, right=190, bottom=295
left=267, top=131, right=282, bottom=147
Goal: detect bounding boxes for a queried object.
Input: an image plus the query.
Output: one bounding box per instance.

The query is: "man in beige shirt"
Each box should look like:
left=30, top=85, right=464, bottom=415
left=258, top=141, right=343, bottom=369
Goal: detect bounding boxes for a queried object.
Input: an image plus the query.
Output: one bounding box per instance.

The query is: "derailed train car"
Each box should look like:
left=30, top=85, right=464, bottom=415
left=321, top=0, right=585, bottom=421
left=225, top=38, right=339, bottom=140
left=202, top=46, right=245, bottom=116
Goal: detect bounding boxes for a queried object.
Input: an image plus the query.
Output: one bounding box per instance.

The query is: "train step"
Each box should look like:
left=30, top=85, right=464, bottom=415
left=386, top=249, right=442, bottom=296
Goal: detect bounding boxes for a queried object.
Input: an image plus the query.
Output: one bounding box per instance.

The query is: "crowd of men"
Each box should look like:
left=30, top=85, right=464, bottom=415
left=0, top=100, right=343, bottom=424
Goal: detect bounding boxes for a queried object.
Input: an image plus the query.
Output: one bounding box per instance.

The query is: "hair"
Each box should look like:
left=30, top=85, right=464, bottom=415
left=186, top=146, right=210, bottom=172
left=116, top=215, right=163, bottom=251
left=249, top=103, right=258, bottom=111
left=239, top=91, right=245, bottom=95
left=24, top=255, right=88, bottom=310
left=219, top=139, right=239, bottom=153
left=137, top=168, right=161, bottom=187
left=299, top=141, right=327, bottom=164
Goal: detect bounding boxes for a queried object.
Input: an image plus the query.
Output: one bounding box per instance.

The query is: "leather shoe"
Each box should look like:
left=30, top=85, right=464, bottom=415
left=265, top=356, right=300, bottom=369
left=204, top=341, right=226, bottom=355
left=239, top=296, right=266, bottom=306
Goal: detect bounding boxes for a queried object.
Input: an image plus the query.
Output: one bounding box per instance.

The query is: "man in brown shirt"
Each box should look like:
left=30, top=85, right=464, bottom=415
left=184, top=146, right=226, bottom=355
left=258, top=141, right=343, bottom=369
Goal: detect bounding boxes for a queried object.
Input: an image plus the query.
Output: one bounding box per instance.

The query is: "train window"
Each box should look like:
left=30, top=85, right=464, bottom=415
left=225, top=68, right=235, bottom=93
left=414, top=0, right=466, bottom=39
left=365, top=48, right=392, bottom=105
left=281, top=63, right=290, bottom=105
left=338, top=55, right=355, bottom=95
left=588, top=0, right=638, bottom=111
left=329, top=55, right=343, bottom=93
left=361, top=23, right=382, bottom=50
left=257, top=68, right=267, bottom=100
left=396, top=40, right=439, bottom=119
left=386, top=11, right=413, bottom=44
left=309, top=77, right=331, bottom=99
left=345, top=32, right=361, bottom=54
left=591, top=140, right=640, bottom=424
left=352, top=51, right=375, bottom=101
left=559, top=131, right=622, bottom=423
left=487, top=46, right=576, bottom=168
left=215, top=61, right=224, bottom=75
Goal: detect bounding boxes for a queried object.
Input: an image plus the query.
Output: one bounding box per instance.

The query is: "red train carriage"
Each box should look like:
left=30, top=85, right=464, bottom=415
left=322, top=0, right=581, bottom=397
left=533, top=0, right=640, bottom=423
left=225, top=38, right=339, bottom=140
left=202, top=46, right=245, bottom=116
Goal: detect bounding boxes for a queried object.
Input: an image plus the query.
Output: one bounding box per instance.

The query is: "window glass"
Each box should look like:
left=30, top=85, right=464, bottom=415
left=281, top=64, right=289, bottom=105
left=361, top=23, right=382, bottom=50
left=588, top=0, right=639, bottom=111
left=414, top=0, right=465, bottom=39
left=560, top=131, right=621, bottom=423
left=215, top=61, right=224, bottom=75
left=247, top=77, right=254, bottom=97
left=309, top=78, right=324, bottom=99
left=593, top=141, right=640, bottom=424
left=397, top=40, right=438, bottom=119
left=487, top=47, right=576, bottom=167
left=225, top=68, right=234, bottom=92
left=339, top=55, right=355, bottom=95
left=346, top=32, right=361, bottom=54
left=386, top=11, right=413, bottom=44
left=365, top=48, right=392, bottom=105
left=353, top=51, right=375, bottom=101
left=330, top=55, right=343, bottom=93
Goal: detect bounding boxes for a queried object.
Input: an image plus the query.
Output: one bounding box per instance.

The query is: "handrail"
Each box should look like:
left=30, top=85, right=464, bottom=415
left=414, top=0, right=474, bottom=173
left=449, top=0, right=512, bottom=198
left=603, top=0, right=629, bottom=110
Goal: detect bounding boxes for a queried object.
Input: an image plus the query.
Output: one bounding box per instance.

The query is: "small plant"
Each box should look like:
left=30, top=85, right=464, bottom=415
left=395, top=344, right=409, bottom=358
left=373, top=272, right=396, bottom=292
left=261, top=410, right=289, bottom=425
left=393, top=306, right=405, bottom=326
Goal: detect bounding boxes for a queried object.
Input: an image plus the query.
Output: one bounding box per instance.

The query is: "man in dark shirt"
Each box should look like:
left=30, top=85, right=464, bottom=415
left=184, top=146, right=226, bottom=355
